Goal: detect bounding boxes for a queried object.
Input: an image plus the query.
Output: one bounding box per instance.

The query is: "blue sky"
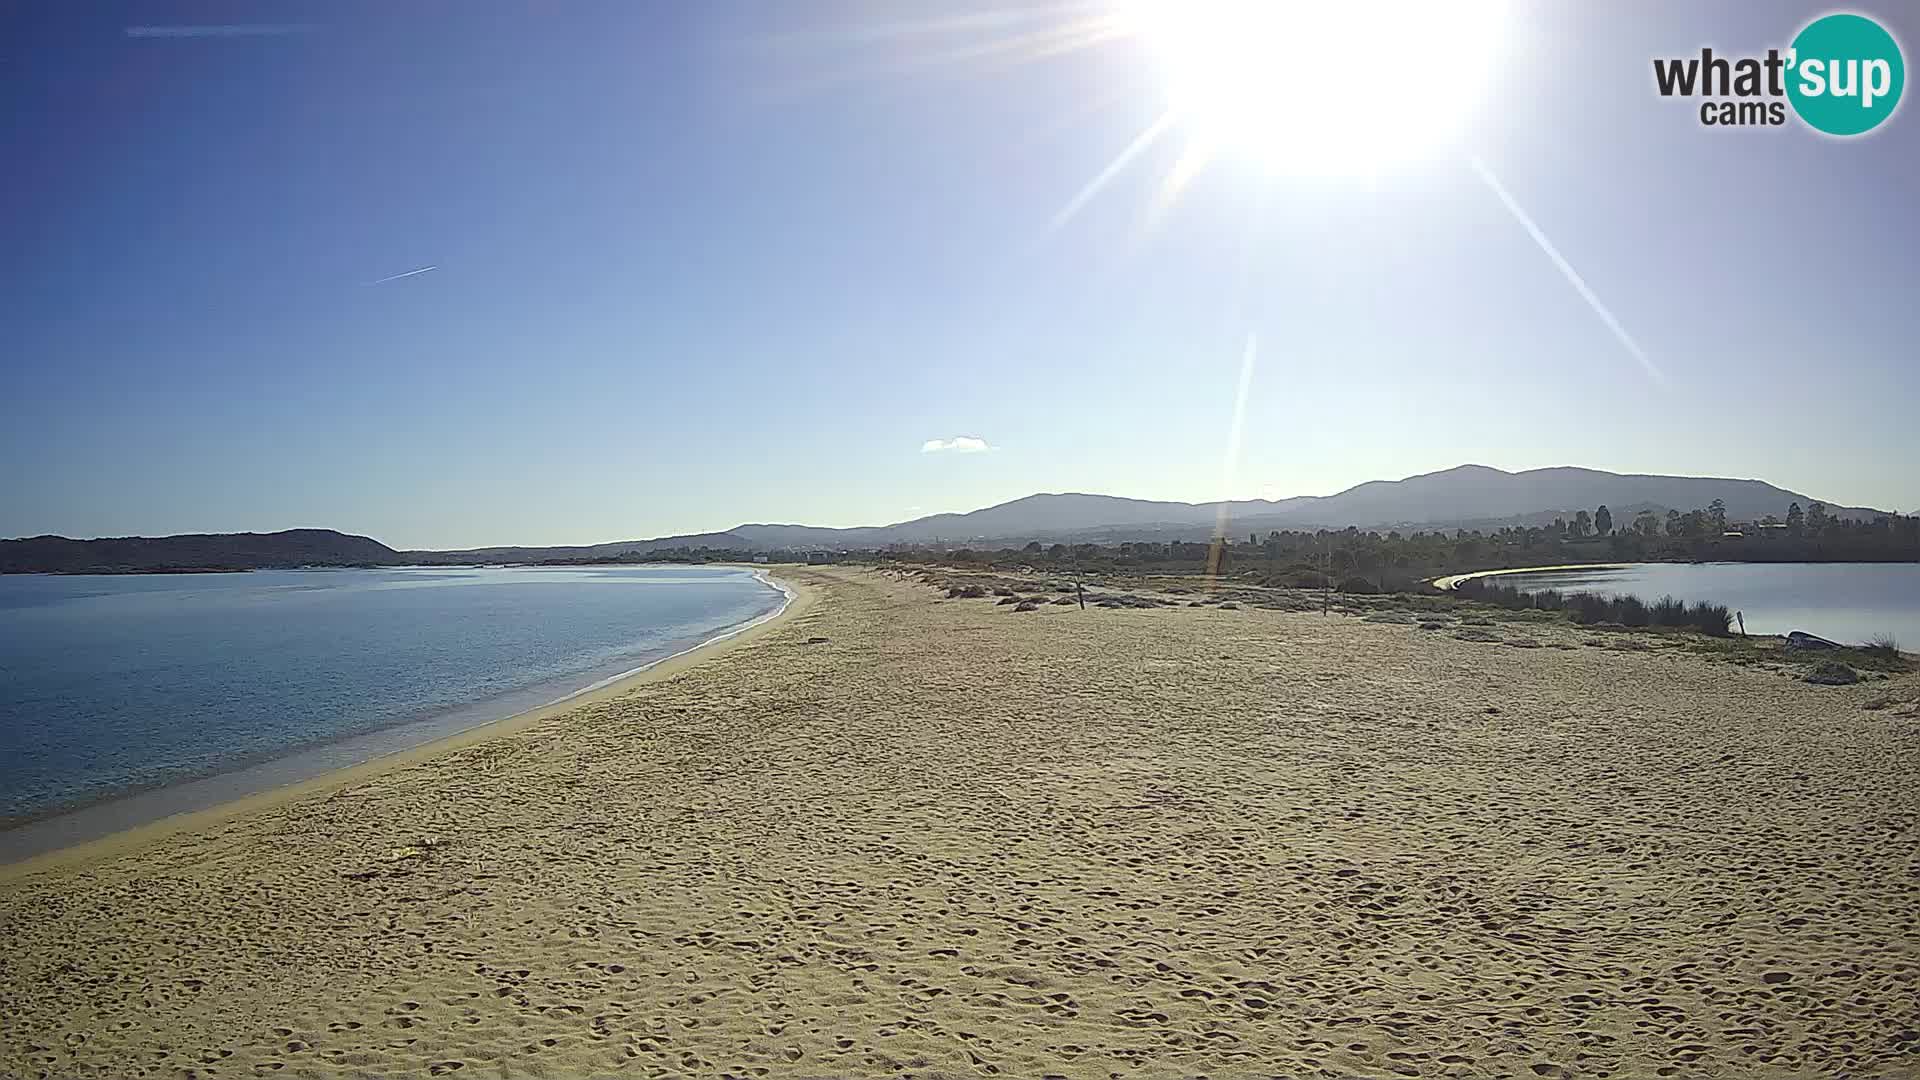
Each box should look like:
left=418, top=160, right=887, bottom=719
left=3, top=1, right=1915, bottom=548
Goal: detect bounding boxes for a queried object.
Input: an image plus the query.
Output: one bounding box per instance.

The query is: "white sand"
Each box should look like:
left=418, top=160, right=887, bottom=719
left=2, top=567, right=1916, bottom=1078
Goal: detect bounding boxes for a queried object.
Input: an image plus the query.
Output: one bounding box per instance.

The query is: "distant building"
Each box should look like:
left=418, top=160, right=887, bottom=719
left=806, top=552, right=830, bottom=565
left=752, top=555, right=769, bottom=564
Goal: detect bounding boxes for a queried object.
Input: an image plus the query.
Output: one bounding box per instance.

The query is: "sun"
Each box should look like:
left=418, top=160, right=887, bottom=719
left=1116, top=0, right=1509, bottom=175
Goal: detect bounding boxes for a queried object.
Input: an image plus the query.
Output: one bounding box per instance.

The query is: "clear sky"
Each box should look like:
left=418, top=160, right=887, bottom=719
left=3, top=1, right=1915, bottom=549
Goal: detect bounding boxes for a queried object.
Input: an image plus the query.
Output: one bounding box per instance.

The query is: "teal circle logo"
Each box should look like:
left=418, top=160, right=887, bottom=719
left=1787, top=13, right=1905, bottom=135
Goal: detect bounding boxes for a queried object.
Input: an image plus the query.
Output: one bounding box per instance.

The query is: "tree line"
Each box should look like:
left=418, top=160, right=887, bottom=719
left=523, top=505, right=1918, bottom=592
left=886, top=506, right=1919, bottom=591
left=1547, top=497, right=1857, bottom=541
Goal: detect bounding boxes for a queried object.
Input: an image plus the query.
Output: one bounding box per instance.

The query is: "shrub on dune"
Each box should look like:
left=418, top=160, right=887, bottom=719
left=1650, top=595, right=1688, bottom=627
left=1619, top=596, right=1650, bottom=627
left=1687, top=601, right=1734, bottom=636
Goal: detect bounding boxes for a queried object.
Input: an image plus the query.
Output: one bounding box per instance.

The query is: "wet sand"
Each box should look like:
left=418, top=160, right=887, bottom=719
left=2, top=566, right=1916, bottom=1078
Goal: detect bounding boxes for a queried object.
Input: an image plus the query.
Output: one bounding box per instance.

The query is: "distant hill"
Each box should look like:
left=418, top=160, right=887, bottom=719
left=711, top=466, right=1887, bottom=548
left=0, top=529, right=398, bottom=574
left=407, top=531, right=754, bottom=565
left=398, top=465, right=1887, bottom=560
left=7, top=465, right=1890, bottom=570
left=1240, top=464, right=1881, bottom=530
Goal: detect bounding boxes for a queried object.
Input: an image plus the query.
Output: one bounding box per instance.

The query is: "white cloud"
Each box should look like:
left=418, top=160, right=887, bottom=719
left=920, top=436, right=994, bottom=454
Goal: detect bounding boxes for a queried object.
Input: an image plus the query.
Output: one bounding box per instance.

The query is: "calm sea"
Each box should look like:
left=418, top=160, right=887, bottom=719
left=1491, top=562, right=1919, bottom=645
left=0, top=566, right=785, bottom=855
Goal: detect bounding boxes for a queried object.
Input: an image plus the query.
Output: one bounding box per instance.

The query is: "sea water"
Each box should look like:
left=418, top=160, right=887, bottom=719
left=0, top=566, right=785, bottom=855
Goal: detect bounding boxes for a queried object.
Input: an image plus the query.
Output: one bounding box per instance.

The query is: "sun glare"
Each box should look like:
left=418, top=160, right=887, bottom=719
left=1118, top=0, right=1509, bottom=174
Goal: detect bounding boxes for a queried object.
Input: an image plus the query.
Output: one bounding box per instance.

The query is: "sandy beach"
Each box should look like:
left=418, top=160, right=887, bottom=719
left=2, top=566, right=1916, bottom=1079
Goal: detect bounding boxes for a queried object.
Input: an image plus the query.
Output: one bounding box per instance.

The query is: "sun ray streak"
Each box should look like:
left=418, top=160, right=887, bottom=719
left=1219, top=333, right=1256, bottom=501
left=757, top=3, right=1111, bottom=47
left=1469, top=155, right=1662, bottom=382
left=1048, top=111, right=1176, bottom=233
left=1142, top=136, right=1216, bottom=229
left=748, top=14, right=1127, bottom=103
left=1205, top=333, right=1258, bottom=589
left=878, top=18, right=1127, bottom=69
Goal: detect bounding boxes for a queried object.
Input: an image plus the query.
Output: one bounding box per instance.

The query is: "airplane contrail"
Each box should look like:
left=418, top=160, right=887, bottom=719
left=126, top=24, right=316, bottom=38
left=366, top=265, right=438, bottom=286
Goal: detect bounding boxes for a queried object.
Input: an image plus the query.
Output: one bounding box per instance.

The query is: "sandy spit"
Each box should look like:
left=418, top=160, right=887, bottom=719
left=1428, top=564, right=1632, bottom=591
left=1, top=566, right=1916, bottom=1079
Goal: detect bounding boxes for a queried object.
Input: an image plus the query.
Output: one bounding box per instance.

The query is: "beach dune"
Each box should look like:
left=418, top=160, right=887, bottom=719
left=1, top=567, right=1915, bottom=1078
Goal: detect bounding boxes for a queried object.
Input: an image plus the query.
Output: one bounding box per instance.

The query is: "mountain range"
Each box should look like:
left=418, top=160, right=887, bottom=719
left=2, top=465, right=1892, bottom=572
left=407, top=464, right=1887, bottom=563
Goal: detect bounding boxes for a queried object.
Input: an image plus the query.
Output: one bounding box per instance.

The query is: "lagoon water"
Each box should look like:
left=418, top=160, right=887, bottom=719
left=0, top=566, right=785, bottom=849
left=1493, top=562, right=1919, bottom=645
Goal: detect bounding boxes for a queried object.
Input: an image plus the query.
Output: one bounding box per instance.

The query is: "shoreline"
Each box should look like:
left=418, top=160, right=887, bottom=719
left=0, top=568, right=810, bottom=878
left=0, top=567, right=796, bottom=837
left=1430, top=561, right=1634, bottom=590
